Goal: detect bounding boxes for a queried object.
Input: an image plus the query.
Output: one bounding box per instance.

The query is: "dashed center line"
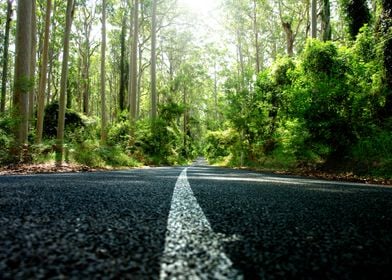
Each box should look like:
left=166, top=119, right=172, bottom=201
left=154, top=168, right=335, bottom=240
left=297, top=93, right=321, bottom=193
left=159, top=167, right=242, bottom=279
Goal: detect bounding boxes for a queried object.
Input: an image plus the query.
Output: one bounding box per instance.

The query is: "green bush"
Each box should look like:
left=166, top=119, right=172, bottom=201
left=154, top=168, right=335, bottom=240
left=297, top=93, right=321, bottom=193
left=107, top=119, right=132, bottom=149
left=43, top=102, right=85, bottom=139
left=352, top=129, right=392, bottom=177
left=0, top=114, right=14, bottom=164
left=0, top=129, right=11, bottom=164
left=136, top=118, right=184, bottom=165
left=291, top=40, right=356, bottom=161
left=97, top=145, right=139, bottom=167
left=204, top=129, right=239, bottom=161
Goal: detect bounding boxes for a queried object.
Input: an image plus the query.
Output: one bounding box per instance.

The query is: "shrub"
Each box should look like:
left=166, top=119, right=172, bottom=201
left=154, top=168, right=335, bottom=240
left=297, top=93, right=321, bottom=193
left=204, top=129, right=239, bottom=161
left=107, top=119, right=132, bottom=149
left=292, top=40, right=356, bottom=160
left=352, top=129, right=392, bottom=177
left=136, top=118, right=184, bottom=165
left=43, top=102, right=84, bottom=139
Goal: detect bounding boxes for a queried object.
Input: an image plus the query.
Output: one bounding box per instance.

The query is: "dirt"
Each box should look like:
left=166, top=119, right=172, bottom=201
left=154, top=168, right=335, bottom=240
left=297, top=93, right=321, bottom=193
left=0, top=163, right=97, bottom=175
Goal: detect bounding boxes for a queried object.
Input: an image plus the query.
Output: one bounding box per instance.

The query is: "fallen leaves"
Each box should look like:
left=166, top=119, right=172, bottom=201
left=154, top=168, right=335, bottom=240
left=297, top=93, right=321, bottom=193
left=0, top=163, right=94, bottom=175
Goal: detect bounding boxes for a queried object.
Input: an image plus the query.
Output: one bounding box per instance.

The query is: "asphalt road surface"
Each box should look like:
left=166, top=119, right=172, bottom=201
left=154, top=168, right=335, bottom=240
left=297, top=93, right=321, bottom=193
left=1, top=161, right=392, bottom=279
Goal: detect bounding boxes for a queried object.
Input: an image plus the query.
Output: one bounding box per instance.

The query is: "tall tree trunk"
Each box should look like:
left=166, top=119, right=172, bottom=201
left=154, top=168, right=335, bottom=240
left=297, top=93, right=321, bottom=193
left=80, top=7, right=95, bottom=116
left=36, top=0, right=52, bottom=144
left=47, top=0, right=57, bottom=105
left=137, top=45, right=143, bottom=118
left=100, top=0, right=107, bottom=144
left=56, top=0, right=74, bottom=165
left=321, top=0, right=331, bottom=41
left=119, top=14, right=127, bottom=112
left=214, top=61, right=218, bottom=122
left=253, top=0, right=261, bottom=73
left=29, top=0, right=37, bottom=122
left=236, top=29, right=245, bottom=89
left=12, top=0, right=33, bottom=162
left=282, top=21, right=294, bottom=57
left=129, top=0, right=139, bottom=122
left=82, top=53, right=90, bottom=115
left=278, top=1, right=294, bottom=56
left=305, top=0, right=311, bottom=38
left=151, top=0, right=158, bottom=119
left=0, top=0, right=13, bottom=113
left=311, top=0, right=317, bottom=38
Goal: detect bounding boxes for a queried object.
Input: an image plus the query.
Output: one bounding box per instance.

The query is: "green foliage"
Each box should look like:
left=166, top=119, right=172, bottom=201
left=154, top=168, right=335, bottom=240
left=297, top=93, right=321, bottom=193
left=134, top=102, right=186, bottom=165
left=13, top=75, right=34, bottom=93
left=71, top=139, right=105, bottom=167
left=352, top=129, right=392, bottom=178
left=292, top=40, right=356, bottom=160
left=71, top=138, right=139, bottom=167
left=204, top=129, right=239, bottom=161
left=0, top=114, right=14, bottom=164
left=213, top=34, right=391, bottom=178
left=0, top=128, right=11, bottom=163
left=136, top=118, right=183, bottom=165
left=354, top=25, right=377, bottom=62
left=107, top=116, right=132, bottom=149
left=43, top=102, right=85, bottom=139
left=301, top=40, right=342, bottom=76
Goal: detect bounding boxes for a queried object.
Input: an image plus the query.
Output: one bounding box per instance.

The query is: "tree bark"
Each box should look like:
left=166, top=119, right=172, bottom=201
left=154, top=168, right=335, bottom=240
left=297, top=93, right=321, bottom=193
left=253, top=0, right=261, bottom=73
left=0, top=0, right=13, bottom=113
left=129, top=0, right=139, bottom=122
left=47, top=0, right=57, bottom=105
left=282, top=21, right=294, bottom=57
left=236, top=29, right=245, bottom=89
left=151, top=0, right=158, bottom=119
left=100, top=0, right=107, bottom=144
left=36, top=0, right=52, bottom=144
left=12, top=0, right=32, bottom=162
left=119, top=14, right=127, bottom=112
left=321, top=0, right=331, bottom=41
left=56, top=0, right=74, bottom=165
left=311, top=0, right=317, bottom=38
left=29, top=0, right=37, bottom=122
left=80, top=7, right=96, bottom=116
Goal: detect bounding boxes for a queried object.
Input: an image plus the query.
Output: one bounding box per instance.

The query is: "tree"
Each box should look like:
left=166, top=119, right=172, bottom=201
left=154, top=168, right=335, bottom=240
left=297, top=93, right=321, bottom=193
left=0, top=0, right=13, bottom=113
left=129, top=0, right=139, bottom=122
left=36, top=0, right=52, bottom=144
left=252, top=0, right=261, bottom=73
left=119, top=8, right=128, bottom=112
left=28, top=0, right=37, bottom=122
left=75, top=3, right=98, bottom=115
left=100, top=0, right=107, bottom=144
left=311, top=0, right=317, bottom=38
left=321, top=0, right=331, bottom=41
left=340, top=0, right=371, bottom=39
left=278, top=0, right=307, bottom=57
left=56, top=0, right=74, bottom=165
left=151, top=0, right=158, bottom=119
left=12, top=0, right=33, bottom=162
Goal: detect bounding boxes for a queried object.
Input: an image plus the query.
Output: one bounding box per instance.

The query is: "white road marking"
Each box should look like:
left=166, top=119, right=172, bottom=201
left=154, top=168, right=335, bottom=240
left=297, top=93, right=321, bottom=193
left=159, top=167, right=242, bottom=279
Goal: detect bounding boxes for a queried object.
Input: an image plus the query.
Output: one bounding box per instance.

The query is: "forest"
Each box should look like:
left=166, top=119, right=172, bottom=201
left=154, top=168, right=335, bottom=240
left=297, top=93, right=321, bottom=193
left=0, top=0, right=391, bottom=179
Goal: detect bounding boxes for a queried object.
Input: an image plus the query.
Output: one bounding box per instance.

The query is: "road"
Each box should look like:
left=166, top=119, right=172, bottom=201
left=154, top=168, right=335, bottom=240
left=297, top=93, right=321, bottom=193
left=1, top=162, right=392, bottom=279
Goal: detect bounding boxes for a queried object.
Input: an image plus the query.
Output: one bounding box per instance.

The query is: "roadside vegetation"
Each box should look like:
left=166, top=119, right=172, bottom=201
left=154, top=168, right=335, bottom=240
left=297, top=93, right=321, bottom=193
left=205, top=31, right=392, bottom=179
left=0, top=0, right=391, bottom=180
